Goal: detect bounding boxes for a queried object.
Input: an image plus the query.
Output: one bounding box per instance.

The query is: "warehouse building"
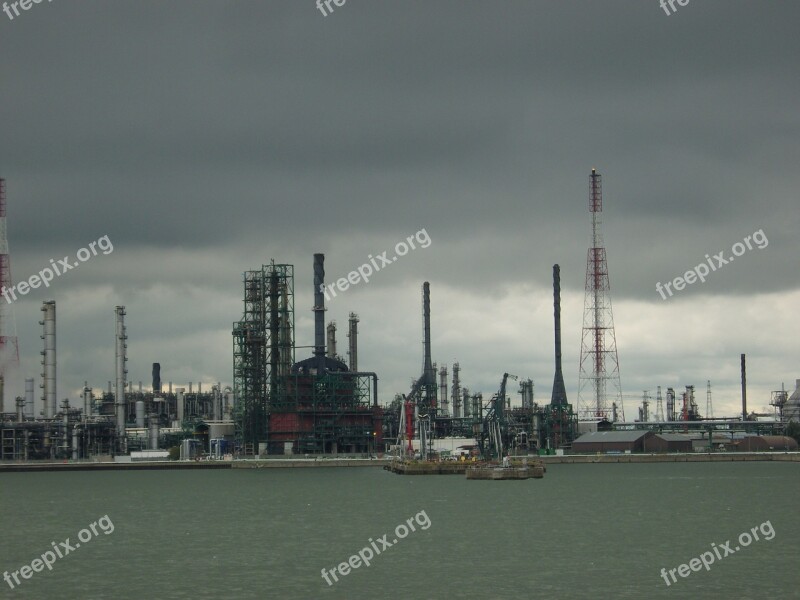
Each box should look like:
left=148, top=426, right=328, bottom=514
left=572, top=430, right=656, bottom=453
left=649, top=433, right=693, bottom=453
left=735, top=435, right=798, bottom=452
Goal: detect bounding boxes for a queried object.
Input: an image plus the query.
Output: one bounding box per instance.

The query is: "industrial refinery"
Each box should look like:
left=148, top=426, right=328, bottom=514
left=0, top=172, right=797, bottom=463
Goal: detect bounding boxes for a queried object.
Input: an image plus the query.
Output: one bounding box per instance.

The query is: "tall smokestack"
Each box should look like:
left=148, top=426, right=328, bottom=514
left=40, top=301, right=56, bottom=418
left=152, top=363, right=161, bottom=393
left=422, top=282, right=433, bottom=385
left=551, top=265, right=567, bottom=406
left=741, top=353, right=747, bottom=421
left=115, top=306, right=128, bottom=435
left=313, top=253, right=326, bottom=371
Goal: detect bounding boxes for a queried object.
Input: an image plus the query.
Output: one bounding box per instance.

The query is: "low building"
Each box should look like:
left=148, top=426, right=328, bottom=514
left=129, top=450, right=171, bottom=462
left=690, top=432, right=749, bottom=452
left=649, top=433, right=693, bottom=453
left=572, top=430, right=655, bottom=453
left=577, top=419, right=613, bottom=435
left=735, top=436, right=798, bottom=452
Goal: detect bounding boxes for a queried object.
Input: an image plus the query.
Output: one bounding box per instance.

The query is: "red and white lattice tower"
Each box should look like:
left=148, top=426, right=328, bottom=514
left=0, top=178, right=21, bottom=409
left=577, top=169, right=624, bottom=422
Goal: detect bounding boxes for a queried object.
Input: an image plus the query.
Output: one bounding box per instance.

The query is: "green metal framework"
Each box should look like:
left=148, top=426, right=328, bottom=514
left=542, top=403, right=578, bottom=450
left=232, top=262, right=294, bottom=455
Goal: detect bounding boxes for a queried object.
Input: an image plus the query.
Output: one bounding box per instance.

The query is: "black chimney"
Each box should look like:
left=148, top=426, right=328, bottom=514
left=551, top=265, right=568, bottom=406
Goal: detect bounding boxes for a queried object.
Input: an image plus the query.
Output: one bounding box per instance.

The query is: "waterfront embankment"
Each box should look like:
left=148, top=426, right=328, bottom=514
left=1, top=453, right=797, bottom=472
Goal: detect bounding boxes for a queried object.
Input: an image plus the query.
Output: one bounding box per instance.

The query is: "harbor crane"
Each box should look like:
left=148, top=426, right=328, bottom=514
left=476, top=373, right=518, bottom=460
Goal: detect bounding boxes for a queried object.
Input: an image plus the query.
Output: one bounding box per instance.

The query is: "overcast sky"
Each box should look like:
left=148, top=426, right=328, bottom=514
left=1, top=0, right=798, bottom=419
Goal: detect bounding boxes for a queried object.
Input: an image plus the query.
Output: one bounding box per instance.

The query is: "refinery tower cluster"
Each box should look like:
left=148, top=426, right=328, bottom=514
left=0, top=172, right=798, bottom=462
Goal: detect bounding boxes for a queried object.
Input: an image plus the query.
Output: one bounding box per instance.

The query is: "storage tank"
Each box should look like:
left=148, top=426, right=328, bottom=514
left=135, top=400, right=145, bottom=428
left=148, top=415, right=160, bottom=450
left=785, top=379, right=800, bottom=422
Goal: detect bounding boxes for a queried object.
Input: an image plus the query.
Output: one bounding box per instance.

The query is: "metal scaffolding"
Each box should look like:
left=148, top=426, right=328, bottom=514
left=269, top=371, right=380, bottom=454
left=232, top=262, right=295, bottom=455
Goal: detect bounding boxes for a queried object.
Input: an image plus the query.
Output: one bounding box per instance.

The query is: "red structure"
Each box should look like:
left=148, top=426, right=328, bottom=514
left=266, top=371, right=383, bottom=454
left=0, top=178, right=21, bottom=404
left=577, top=169, right=624, bottom=421
left=404, top=399, right=414, bottom=454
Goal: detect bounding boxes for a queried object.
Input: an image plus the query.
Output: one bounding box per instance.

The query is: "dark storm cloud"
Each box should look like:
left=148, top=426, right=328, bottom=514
left=1, top=1, right=797, bottom=413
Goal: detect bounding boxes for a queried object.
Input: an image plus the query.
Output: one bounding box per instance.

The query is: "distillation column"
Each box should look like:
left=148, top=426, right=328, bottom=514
left=25, top=378, right=34, bottom=417
left=41, top=301, right=56, bottom=419
left=439, top=365, right=449, bottom=416
left=451, top=362, right=461, bottom=418
left=347, top=312, right=359, bottom=371
left=115, top=306, right=128, bottom=435
left=327, top=322, right=337, bottom=360
left=83, top=383, right=92, bottom=419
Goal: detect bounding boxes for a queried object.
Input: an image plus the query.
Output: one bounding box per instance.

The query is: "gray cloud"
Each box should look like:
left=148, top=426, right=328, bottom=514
left=1, top=0, right=797, bottom=416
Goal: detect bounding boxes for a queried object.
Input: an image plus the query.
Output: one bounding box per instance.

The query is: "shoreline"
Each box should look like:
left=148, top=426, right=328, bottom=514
left=539, top=452, right=800, bottom=464
left=0, top=452, right=797, bottom=472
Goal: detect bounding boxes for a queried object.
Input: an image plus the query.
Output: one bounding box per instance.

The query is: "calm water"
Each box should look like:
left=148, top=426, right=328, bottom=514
left=1, top=463, right=798, bottom=599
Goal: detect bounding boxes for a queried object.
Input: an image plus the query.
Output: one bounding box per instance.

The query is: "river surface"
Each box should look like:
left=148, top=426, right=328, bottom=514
left=1, top=462, right=797, bottom=599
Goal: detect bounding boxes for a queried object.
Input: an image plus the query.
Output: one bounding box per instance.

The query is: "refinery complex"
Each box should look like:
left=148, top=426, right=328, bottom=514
left=0, top=172, right=798, bottom=463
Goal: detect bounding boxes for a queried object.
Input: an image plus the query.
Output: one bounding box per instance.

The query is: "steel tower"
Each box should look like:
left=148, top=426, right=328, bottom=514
left=0, top=178, right=20, bottom=411
left=232, top=262, right=295, bottom=455
left=577, top=169, right=624, bottom=421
